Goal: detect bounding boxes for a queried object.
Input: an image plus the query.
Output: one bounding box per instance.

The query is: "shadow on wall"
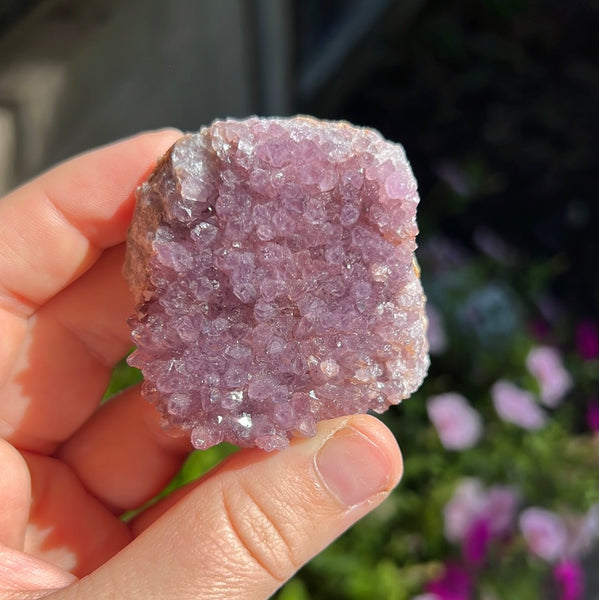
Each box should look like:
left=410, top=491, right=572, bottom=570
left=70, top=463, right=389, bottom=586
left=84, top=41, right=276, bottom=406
left=0, top=0, right=295, bottom=193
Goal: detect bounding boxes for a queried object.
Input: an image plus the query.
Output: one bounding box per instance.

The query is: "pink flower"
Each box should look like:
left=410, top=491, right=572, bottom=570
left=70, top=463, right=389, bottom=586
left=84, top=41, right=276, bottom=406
left=426, top=304, right=448, bottom=355
left=426, top=563, right=473, bottom=600
left=436, top=161, right=472, bottom=196
left=444, top=479, right=518, bottom=563
left=463, top=517, right=491, bottom=565
left=519, top=507, right=568, bottom=563
left=563, top=504, right=599, bottom=558
left=444, top=479, right=486, bottom=543
left=526, top=346, right=572, bottom=407
left=530, top=318, right=551, bottom=341
left=586, top=399, right=599, bottom=432
left=427, top=394, right=483, bottom=450
left=520, top=504, right=599, bottom=565
left=472, top=227, right=515, bottom=264
left=553, top=560, right=585, bottom=600
left=491, top=380, right=547, bottom=430
left=484, top=486, right=520, bottom=538
left=576, top=320, right=599, bottom=360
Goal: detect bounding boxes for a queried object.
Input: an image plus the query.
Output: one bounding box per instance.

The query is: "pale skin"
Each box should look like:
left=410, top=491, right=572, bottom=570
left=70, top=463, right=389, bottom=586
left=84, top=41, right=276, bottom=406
left=0, top=130, right=403, bottom=599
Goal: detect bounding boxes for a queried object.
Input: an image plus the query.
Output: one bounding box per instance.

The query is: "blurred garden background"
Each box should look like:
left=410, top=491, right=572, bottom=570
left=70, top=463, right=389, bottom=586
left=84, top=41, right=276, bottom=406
left=3, top=0, right=599, bottom=598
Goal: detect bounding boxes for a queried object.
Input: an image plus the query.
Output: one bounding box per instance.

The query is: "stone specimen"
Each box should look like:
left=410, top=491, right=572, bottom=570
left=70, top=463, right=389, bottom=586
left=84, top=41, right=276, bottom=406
left=125, top=116, right=429, bottom=451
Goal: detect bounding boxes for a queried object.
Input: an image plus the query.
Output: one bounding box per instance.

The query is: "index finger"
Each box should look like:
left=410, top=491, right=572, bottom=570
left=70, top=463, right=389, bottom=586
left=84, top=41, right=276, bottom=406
left=0, top=129, right=182, bottom=317
left=0, top=130, right=181, bottom=450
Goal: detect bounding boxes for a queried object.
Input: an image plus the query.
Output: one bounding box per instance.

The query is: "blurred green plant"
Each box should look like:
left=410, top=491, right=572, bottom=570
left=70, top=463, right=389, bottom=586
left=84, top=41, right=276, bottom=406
left=272, top=241, right=599, bottom=600
left=105, top=235, right=599, bottom=599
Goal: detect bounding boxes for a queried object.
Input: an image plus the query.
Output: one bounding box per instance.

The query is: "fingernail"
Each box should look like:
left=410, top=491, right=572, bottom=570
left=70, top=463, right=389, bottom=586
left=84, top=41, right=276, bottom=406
left=315, top=426, right=392, bottom=507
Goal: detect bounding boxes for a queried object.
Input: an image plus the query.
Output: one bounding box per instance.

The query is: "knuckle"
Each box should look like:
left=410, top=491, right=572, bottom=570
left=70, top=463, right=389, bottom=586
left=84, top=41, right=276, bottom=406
left=219, top=481, right=300, bottom=584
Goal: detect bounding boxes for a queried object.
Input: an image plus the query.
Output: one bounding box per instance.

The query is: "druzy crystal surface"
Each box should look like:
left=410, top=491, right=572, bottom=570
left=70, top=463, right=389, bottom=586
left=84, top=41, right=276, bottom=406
left=125, top=116, right=429, bottom=451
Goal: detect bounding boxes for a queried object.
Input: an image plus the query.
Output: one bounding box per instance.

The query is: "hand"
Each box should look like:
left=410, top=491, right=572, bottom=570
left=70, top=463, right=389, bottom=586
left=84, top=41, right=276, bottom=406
left=0, top=131, right=403, bottom=599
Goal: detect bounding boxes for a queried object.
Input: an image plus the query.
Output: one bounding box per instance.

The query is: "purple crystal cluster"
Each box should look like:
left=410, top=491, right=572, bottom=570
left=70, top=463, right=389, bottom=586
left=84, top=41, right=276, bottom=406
left=125, top=116, right=429, bottom=451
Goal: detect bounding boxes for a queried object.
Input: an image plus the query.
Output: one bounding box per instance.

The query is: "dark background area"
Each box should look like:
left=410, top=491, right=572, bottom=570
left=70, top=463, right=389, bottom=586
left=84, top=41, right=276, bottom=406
left=296, top=0, right=598, bottom=318
left=3, top=0, right=598, bottom=314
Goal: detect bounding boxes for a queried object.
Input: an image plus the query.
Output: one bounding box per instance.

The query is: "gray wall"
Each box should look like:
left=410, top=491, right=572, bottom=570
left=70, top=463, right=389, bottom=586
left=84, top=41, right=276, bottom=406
left=0, top=0, right=293, bottom=193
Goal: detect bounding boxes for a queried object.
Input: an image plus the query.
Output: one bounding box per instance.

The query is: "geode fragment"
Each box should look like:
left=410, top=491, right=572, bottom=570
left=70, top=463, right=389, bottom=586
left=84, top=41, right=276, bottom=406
left=125, top=116, right=429, bottom=451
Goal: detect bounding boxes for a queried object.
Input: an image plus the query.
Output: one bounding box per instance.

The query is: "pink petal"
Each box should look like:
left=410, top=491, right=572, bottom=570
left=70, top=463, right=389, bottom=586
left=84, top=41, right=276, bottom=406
left=491, top=380, right=547, bottom=430
left=526, top=346, right=572, bottom=407
left=427, top=394, right=483, bottom=450
left=444, top=479, right=486, bottom=542
left=520, top=507, right=568, bottom=563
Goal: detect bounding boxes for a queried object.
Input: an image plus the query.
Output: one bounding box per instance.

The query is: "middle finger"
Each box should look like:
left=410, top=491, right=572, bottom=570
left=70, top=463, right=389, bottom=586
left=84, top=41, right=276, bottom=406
left=0, top=246, right=133, bottom=452
left=57, top=386, right=191, bottom=513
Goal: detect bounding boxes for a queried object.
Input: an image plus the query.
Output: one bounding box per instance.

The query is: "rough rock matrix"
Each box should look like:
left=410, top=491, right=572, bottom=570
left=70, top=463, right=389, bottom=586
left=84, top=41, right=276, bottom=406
left=125, top=116, right=429, bottom=451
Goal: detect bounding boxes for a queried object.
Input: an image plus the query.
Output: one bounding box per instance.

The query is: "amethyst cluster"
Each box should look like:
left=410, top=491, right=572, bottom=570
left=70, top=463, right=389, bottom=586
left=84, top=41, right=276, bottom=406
left=125, top=116, right=429, bottom=450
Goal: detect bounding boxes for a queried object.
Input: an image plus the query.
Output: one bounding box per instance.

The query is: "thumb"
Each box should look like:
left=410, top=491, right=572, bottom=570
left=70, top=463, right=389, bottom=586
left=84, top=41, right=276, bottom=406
left=52, top=414, right=402, bottom=600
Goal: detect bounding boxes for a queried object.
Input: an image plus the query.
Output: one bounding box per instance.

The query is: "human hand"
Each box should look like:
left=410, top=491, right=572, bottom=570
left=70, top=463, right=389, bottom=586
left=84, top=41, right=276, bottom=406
left=0, top=130, right=403, bottom=599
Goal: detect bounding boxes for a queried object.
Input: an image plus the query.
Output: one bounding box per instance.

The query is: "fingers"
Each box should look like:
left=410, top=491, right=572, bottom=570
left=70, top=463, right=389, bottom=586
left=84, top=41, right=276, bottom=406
left=0, top=246, right=134, bottom=451
left=0, top=439, right=31, bottom=550
left=0, top=129, right=181, bottom=317
left=53, top=415, right=402, bottom=600
left=21, top=452, right=131, bottom=578
left=0, top=129, right=182, bottom=451
left=38, top=244, right=132, bottom=370
left=0, top=544, right=76, bottom=592
left=57, top=386, right=191, bottom=512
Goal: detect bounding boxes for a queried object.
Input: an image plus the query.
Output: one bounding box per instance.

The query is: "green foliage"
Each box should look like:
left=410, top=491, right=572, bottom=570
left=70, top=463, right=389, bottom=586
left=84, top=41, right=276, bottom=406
left=270, top=241, right=599, bottom=600
left=109, top=235, right=598, bottom=600
left=162, top=443, right=238, bottom=494
left=278, top=240, right=599, bottom=600
left=277, top=578, right=311, bottom=600
left=102, top=353, right=142, bottom=401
